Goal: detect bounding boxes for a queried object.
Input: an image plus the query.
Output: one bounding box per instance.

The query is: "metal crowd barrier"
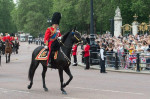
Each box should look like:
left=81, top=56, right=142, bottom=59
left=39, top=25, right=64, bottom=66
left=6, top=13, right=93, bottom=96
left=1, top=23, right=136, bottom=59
left=105, top=51, right=150, bottom=72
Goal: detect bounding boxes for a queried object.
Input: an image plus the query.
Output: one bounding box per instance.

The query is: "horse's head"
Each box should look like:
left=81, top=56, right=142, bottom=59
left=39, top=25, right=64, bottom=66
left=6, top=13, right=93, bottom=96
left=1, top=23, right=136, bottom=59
left=71, top=30, right=82, bottom=44
left=5, top=40, right=11, bottom=48
left=5, top=40, right=9, bottom=45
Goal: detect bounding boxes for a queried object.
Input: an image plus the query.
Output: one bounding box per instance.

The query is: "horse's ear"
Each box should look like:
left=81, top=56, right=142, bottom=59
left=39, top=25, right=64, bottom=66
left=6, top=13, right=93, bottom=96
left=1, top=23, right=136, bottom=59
left=72, top=26, right=76, bottom=32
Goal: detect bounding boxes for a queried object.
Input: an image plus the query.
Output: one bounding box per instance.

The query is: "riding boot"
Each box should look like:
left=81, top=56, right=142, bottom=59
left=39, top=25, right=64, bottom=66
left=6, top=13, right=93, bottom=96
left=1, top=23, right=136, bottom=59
left=47, top=59, right=51, bottom=68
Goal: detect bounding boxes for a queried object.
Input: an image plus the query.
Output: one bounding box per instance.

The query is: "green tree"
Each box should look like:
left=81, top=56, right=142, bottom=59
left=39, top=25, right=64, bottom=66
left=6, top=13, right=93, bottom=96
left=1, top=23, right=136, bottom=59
left=0, top=0, right=16, bottom=33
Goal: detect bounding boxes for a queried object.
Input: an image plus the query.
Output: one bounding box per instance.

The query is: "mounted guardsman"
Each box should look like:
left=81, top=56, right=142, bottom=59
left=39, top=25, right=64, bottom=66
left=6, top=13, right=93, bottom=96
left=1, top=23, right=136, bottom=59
left=0, top=33, right=5, bottom=55
left=0, top=33, right=3, bottom=41
left=44, top=12, right=62, bottom=67
left=6, top=33, right=13, bottom=45
left=10, top=33, right=15, bottom=42
left=14, top=34, right=18, bottom=41
left=0, top=33, right=3, bottom=50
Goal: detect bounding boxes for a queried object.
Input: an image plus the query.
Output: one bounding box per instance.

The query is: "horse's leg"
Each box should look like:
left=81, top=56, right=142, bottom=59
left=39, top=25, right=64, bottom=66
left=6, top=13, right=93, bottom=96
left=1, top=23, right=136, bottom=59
left=8, top=53, right=10, bottom=62
left=0, top=53, right=1, bottom=66
left=17, top=49, right=18, bottom=54
left=6, top=53, right=7, bottom=63
left=16, top=48, right=18, bottom=54
left=28, top=60, right=39, bottom=89
left=58, top=69, right=67, bottom=94
left=42, top=65, right=48, bottom=91
left=63, top=68, right=73, bottom=88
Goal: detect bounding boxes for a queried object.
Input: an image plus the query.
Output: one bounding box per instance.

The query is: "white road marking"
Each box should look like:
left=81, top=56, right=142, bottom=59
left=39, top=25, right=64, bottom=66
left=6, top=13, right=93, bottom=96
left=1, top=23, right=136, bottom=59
left=102, top=89, right=144, bottom=95
left=0, top=88, right=30, bottom=94
left=69, top=86, right=144, bottom=95
left=64, top=97, right=87, bottom=99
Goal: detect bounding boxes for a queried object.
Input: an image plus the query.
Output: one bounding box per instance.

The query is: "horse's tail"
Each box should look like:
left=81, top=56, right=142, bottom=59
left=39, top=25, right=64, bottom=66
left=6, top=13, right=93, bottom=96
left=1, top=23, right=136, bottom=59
left=28, top=52, right=35, bottom=81
left=28, top=46, right=42, bottom=81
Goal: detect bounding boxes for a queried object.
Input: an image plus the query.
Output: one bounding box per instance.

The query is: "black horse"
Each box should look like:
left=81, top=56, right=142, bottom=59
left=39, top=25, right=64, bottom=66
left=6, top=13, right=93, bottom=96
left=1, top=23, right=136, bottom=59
left=0, top=40, right=5, bottom=55
left=0, top=40, right=3, bottom=65
left=28, top=30, right=81, bottom=94
left=12, top=40, right=19, bottom=54
left=0, top=40, right=3, bottom=54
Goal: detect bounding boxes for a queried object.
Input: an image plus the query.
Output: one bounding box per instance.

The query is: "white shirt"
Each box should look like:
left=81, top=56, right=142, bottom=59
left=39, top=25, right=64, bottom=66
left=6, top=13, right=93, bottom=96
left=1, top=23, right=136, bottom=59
left=100, top=48, right=104, bottom=60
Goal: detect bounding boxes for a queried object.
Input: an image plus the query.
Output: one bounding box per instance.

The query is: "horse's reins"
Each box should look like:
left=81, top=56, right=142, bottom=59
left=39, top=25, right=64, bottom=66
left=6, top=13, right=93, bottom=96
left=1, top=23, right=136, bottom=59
left=58, top=32, right=81, bottom=48
left=58, top=31, right=81, bottom=65
left=60, top=47, right=71, bottom=65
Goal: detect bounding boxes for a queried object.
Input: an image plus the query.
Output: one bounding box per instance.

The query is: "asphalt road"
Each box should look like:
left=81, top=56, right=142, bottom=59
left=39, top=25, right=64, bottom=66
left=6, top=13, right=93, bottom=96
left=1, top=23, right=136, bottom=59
left=0, top=42, right=150, bottom=99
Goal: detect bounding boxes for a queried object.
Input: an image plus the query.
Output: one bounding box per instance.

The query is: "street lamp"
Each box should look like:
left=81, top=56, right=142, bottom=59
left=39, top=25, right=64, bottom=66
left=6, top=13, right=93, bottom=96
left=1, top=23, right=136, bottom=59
left=89, top=0, right=100, bottom=65
left=149, top=15, right=150, bottom=25
left=133, top=14, right=138, bottom=22
left=109, top=18, right=114, bottom=37
left=90, top=0, right=95, bottom=45
left=47, top=17, right=51, bottom=26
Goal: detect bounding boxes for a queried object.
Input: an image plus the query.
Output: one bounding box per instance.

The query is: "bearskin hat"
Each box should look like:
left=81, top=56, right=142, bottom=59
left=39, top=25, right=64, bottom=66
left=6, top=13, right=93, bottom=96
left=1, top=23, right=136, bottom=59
left=10, top=33, right=14, bottom=36
left=52, top=12, right=61, bottom=25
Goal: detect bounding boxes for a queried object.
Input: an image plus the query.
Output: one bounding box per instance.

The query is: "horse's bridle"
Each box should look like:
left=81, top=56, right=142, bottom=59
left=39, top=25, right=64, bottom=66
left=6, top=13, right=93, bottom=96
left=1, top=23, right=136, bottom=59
left=74, top=30, right=82, bottom=42
left=58, top=31, right=81, bottom=49
left=58, top=31, right=82, bottom=65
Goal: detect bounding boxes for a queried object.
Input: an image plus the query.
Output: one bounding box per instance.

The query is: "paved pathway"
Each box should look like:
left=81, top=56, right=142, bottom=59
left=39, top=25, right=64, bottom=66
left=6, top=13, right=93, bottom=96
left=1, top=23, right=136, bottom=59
left=0, top=42, right=149, bottom=99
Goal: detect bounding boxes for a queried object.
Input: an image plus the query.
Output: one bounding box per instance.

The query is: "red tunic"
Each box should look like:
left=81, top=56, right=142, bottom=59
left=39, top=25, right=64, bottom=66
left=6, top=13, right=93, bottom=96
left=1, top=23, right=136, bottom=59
left=0, top=37, right=2, bottom=41
left=84, top=44, right=90, bottom=57
left=10, top=37, right=12, bottom=41
left=72, top=44, right=77, bottom=56
left=3, top=36, right=12, bottom=44
left=14, top=36, right=18, bottom=40
left=44, top=26, right=61, bottom=64
left=10, top=37, right=15, bottom=41
left=2, top=36, right=6, bottom=42
left=44, top=27, right=61, bottom=44
left=6, top=36, right=10, bottom=41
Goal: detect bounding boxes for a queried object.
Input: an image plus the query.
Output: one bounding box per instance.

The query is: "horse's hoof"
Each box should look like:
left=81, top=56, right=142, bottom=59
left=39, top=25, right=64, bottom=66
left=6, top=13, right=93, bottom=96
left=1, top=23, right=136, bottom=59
left=44, top=88, right=48, bottom=92
left=27, top=85, right=31, bottom=89
left=62, top=91, right=67, bottom=95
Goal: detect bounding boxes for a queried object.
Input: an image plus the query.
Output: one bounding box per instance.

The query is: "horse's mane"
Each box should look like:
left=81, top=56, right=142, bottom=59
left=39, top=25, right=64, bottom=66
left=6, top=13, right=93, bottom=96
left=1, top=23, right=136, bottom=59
left=61, top=31, right=71, bottom=43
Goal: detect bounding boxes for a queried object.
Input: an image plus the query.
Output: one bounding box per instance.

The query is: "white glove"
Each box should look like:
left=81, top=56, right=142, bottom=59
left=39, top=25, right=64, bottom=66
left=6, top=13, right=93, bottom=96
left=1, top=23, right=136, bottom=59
left=58, top=36, right=61, bottom=40
left=44, top=46, right=48, bottom=49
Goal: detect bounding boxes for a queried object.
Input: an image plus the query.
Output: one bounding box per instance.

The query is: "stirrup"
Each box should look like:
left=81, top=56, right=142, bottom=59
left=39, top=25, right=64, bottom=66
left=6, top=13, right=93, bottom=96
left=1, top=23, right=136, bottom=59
left=47, top=63, right=51, bottom=68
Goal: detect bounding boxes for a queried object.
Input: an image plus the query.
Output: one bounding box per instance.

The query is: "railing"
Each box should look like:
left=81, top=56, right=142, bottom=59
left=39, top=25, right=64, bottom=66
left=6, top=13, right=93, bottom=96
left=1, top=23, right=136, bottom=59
left=105, top=51, right=150, bottom=72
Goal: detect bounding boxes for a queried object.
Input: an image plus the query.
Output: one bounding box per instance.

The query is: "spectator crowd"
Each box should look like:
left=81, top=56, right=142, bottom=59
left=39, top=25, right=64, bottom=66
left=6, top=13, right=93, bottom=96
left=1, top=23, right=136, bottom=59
left=82, top=33, right=150, bottom=70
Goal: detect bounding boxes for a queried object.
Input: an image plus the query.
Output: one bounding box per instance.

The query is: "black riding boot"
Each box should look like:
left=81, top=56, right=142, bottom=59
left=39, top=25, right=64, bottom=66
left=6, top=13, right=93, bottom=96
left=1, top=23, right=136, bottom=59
left=47, top=59, right=51, bottom=68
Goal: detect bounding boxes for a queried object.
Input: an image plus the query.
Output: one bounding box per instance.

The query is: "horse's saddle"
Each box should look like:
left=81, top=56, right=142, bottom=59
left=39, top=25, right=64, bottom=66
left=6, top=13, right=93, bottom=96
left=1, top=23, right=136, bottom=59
left=35, top=48, right=58, bottom=60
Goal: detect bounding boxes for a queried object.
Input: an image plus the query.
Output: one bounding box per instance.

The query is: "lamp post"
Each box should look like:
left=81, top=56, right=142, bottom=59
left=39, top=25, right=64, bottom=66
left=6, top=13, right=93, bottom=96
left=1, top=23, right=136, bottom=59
left=90, top=0, right=95, bottom=45
left=109, top=18, right=114, bottom=37
left=133, top=14, right=138, bottom=22
left=47, top=17, right=51, bottom=26
left=149, top=15, right=150, bottom=24
left=89, top=0, right=99, bottom=65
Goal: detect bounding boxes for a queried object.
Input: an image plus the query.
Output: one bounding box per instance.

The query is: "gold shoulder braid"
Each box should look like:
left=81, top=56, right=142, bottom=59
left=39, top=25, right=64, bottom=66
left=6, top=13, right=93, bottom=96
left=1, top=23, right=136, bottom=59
left=49, top=26, right=56, bottom=36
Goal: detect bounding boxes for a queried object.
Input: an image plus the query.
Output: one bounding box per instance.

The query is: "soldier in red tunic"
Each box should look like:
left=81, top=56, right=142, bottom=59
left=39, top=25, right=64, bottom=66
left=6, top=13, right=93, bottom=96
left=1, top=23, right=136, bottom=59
left=72, top=43, right=78, bottom=66
left=14, top=34, right=18, bottom=41
left=10, top=33, right=15, bottom=42
left=0, top=33, right=3, bottom=41
left=3, top=32, right=10, bottom=42
left=6, top=33, right=12, bottom=45
left=44, top=12, right=62, bottom=67
left=83, top=41, right=90, bottom=69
